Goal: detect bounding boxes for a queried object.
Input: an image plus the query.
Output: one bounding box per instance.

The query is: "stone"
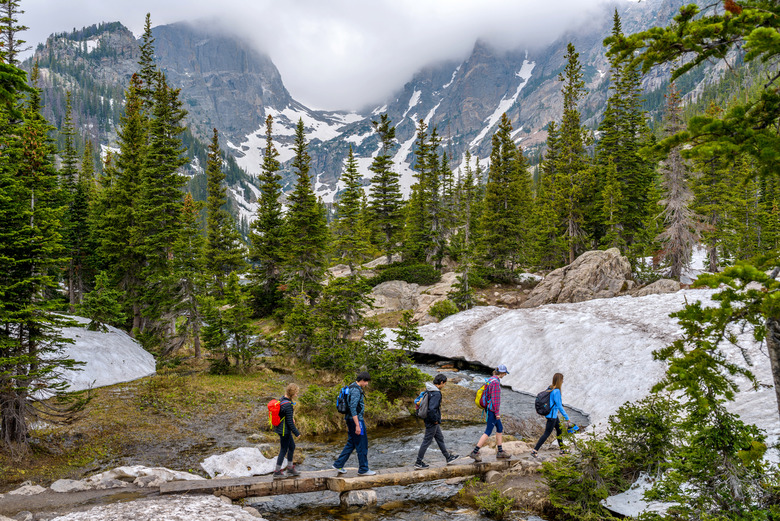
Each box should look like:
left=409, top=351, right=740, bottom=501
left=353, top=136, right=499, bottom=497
left=339, top=489, right=378, bottom=508
left=634, top=278, right=680, bottom=297
left=498, top=293, right=519, bottom=306
left=242, top=506, right=263, bottom=517
left=219, top=495, right=233, bottom=505
left=523, top=248, right=632, bottom=307
left=484, top=470, right=501, bottom=484
left=246, top=434, right=263, bottom=443
left=362, top=254, right=402, bottom=269
left=7, top=483, right=46, bottom=496
left=50, top=479, right=91, bottom=493
left=0, top=515, right=14, bottom=521
left=13, top=513, right=33, bottom=521
left=201, top=447, right=280, bottom=478
left=500, top=440, right=532, bottom=456
left=84, top=465, right=203, bottom=489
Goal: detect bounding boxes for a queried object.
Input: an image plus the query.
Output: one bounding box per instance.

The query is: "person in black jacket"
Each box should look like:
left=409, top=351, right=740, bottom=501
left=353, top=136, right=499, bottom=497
left=273, top=383, right=301, bottom=479
left=414, top=374, right=459, bottom=469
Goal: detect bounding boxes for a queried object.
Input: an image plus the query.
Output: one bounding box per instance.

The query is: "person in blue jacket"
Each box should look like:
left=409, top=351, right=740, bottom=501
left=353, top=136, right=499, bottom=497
left=332, top=372, right=376, bottom=476
left=531, top=373, right=570, bottom=457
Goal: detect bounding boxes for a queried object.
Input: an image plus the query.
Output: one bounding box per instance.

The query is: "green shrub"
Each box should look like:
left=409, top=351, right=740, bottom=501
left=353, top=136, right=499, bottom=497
left=474, top=488, right=515, bottom=520
left=368, top=263, right=441, bottom=287
left=429, top=299, right=459, bottom=321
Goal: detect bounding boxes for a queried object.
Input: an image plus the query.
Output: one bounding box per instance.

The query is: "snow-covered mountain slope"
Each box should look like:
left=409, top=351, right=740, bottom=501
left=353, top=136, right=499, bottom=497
left=407, top=289, right=778, bottom=442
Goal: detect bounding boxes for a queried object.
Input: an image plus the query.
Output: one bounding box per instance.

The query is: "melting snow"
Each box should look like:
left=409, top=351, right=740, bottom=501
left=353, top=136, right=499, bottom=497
left=345, top=131, right=372, bottom=146
left=468, top=60, right=536, bottom=150
left=402, top=90, right=422, bottom=119
left=442, top=65, right=461, bottom=90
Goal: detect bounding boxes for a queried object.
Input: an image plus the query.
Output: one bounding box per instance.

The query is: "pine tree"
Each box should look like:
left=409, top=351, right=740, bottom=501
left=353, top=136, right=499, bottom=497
left=368, top=114, right=403, bottom=263
left=333, top=146, right=371, bottom=268
left=203, top=128, right=246, bottom=295
left=78, top=271, right=125, bottom=332
left=553, top=43, right=590, bottom=264
left=657, top=84, right=699, bottom=280
left=136, top=13, right=157, bottom=110
left=0, top=60, right=83, bottom=448
left=477, top=113, right=533, bottom=276
left=449, top=151, right=478, bottom=310
left=0, top=0, right=28, bottom=64
left=248, top=115, right=285, bottom=315
left=531, top=121, right=567, bottom=269
left=282, top=119, right=330, bottom=301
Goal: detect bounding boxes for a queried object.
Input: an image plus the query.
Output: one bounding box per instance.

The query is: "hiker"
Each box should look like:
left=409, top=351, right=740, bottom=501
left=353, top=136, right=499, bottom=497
left=469, top=364, right=511, bottom=461
left=332, top=371, right=376, bottom=476
left=531, top=372, right=570, bottom=457
left=414, top=374, right=460, bottom=469
left=273, top=383, right=301, bottom=479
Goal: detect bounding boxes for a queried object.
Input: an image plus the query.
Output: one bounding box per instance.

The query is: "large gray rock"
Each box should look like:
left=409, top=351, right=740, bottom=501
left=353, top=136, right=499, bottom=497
left=50, top=479, right=91, bottom=493
left=368, top=281, right=419, bottom=315
left=6, top=483, right=46, bottom=495
left=201, top=447, right=281, bottom=478
left=339, top=489, right=378, bottom=508
left=634, top=279, right=680, bottom=297
left=523, top=248, right=632, bottom=307
left=84, top=466, right=203, bottom=489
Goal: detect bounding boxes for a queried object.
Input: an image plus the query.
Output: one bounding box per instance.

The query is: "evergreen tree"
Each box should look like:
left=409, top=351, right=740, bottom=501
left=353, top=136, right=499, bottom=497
left=477, top=113, right=532, bottom=276
left=368, top=114, right=403, bottom=263
left=0, top=0, right=27, bottom=64
left=136, top=13, right=157, bottom=110
left=531, top=121, right=567, bottom=269
left=657, top=84, right=699, bottom=280
left=78, top=271, right=125, bottom=332
left=203, top=128, right=246, bottom=295
left=449, top=151, right=478, bottom=310
left=248, top=115, right=285, bottom=315
left=552, top=43, right=590, bottom=264
left=333, top=146, right=371, bottom=268
left=282, top=119, right=330, bottom=301
left=0, top=60, right=83, bottom=448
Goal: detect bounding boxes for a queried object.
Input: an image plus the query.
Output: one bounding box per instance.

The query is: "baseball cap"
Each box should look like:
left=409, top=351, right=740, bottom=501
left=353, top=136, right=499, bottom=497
left=497, top=364, right=509, bottom=374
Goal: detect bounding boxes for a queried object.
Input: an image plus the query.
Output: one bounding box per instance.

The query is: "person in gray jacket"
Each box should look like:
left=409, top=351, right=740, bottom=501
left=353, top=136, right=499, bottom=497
left=332, top=372, right=376, bottom=475
left=415, top=374, right=460, bottom=469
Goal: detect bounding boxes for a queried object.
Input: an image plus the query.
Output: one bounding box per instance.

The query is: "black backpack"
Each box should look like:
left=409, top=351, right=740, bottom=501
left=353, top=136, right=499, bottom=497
left=535, top=388, right=553, bottom=416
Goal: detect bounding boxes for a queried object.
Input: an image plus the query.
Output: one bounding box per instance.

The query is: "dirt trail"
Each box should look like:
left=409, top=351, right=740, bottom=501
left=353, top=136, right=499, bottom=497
left=0, top=486, right=158, bottom=518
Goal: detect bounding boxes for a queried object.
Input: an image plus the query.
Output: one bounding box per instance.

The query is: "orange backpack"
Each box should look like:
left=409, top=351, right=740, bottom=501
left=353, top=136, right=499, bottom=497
left=267, top=399, right=283, bottom=427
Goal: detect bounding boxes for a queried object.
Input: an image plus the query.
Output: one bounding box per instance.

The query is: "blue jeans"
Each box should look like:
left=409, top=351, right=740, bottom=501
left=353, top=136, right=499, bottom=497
left=484, top=409, right=503, bottom=436
left=333, top=417, right=368, bottom=473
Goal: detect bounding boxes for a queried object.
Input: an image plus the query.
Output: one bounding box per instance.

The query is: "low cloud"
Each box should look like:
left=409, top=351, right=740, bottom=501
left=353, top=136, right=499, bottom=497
left=21, top=0, right=618, bottom=110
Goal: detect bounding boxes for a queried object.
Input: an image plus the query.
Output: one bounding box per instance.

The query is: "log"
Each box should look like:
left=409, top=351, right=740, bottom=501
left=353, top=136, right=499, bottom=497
left=159, top=470, right=333, bottom=499
left=325, top=460, right=514, bottom=493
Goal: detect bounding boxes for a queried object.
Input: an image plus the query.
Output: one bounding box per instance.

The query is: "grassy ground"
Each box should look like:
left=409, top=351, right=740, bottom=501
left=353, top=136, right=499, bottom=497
left=0, top=355, right=413, bottom=493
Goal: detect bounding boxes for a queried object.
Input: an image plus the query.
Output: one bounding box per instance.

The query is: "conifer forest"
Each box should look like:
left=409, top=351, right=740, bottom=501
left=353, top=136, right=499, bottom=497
left=2, top=0, right=780, bottom=519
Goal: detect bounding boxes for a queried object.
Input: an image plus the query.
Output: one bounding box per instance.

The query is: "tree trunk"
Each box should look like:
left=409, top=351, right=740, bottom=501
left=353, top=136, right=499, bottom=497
left=766, top=317, right=780, bottom=422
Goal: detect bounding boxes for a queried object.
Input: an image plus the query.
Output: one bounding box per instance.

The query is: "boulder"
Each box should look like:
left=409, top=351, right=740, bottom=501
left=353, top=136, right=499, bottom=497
left=523, top=248, right=632, bottom=307
left=201, top=447, right=280, bottom=478
left=339, top=489, right=378, bottom=508
left=50, top=479, right=91, bottom=493
left=362, top=254, right=401, bottom=269
left=500, top=440, right=532, bottom=456
left=634, top=279, right=680, bottom=297
left=367, top=280, right=419, bottom=315
left=6, top=483, right=46, bottom=495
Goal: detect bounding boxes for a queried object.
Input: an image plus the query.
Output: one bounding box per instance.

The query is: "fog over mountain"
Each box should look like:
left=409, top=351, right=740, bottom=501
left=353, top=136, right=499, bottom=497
left=22, top=0, right=623, bottom=110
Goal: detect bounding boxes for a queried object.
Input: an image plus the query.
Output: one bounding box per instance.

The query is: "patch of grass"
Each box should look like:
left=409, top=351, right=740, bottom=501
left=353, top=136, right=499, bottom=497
left=372, top=310, right=408, bottom=328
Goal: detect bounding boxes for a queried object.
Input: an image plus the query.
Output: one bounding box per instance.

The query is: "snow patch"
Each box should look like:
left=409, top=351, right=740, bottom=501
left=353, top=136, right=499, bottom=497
left=442, top=65, right=461, bottom=89
left=345, top=131, right=372, bottom=146
left=402, top=90, right=422, bottom=119
left=468, top=60, right=536, bottom=150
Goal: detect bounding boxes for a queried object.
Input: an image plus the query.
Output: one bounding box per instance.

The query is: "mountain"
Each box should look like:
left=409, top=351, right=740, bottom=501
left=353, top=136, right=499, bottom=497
left=24, top=0, right=726, bottom=226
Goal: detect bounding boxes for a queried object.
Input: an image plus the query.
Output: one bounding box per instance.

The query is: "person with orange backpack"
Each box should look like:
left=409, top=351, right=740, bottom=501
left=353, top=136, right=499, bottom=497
left=272, top=383, right=301, bottom=479
left=469, top=364, right=511, bottom=462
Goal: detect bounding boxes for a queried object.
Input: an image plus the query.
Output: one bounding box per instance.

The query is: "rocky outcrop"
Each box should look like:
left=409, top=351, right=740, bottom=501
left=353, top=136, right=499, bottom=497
left=367, top=272, right=459, bottom=325
left=634, top=279, right=680, bottom=297
left=523, top=248, right=632, bottom=307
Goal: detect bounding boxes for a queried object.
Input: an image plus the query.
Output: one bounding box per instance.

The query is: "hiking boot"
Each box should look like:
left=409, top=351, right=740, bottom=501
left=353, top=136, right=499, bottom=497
left=331, top=464, right=347, bottom=474
left=445, top=453, right=460, bottom=465
left=414, top=460, right=429, bottom=470
left=530, top=450, right=538, bottom=458
left=272, top=470, right=285, bottom=480
left=358, top=469, right=377, bottom=476
left=469, top=450, right=482, bottom=462
left=497, top=450, right=511, bottom=459
left=287, top=465, right=301, bottom=477
left=559, top=448, right=569, bottom=455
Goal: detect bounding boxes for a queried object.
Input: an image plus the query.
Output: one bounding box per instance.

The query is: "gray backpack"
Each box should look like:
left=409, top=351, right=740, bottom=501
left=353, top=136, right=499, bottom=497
left=415, top=390, right=431, bottom=419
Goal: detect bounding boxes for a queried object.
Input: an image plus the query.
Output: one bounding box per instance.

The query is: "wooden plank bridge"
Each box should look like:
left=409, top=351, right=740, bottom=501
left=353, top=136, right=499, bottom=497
left=160, top=458, right=517, bottom=500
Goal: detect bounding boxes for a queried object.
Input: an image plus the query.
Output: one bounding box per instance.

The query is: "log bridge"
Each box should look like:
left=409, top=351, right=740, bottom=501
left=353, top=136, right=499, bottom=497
left=160, top=459, right=516, bottom=500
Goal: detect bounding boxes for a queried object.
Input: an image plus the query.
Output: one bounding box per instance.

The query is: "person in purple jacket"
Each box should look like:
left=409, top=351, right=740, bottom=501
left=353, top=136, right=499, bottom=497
left=469, top=364, right=511, bottom=462
left=531, top=373, right=570, bottom=457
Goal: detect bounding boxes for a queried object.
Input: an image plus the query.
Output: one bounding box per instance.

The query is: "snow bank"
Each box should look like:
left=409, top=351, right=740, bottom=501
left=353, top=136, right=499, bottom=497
left=407, top=289, right=779, bottom=439
left=57, top=316, right=156, bottom=392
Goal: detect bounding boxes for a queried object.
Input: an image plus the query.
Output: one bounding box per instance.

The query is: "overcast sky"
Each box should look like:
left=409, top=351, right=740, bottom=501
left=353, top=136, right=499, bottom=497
left=20, top=0, right=621, bottom=110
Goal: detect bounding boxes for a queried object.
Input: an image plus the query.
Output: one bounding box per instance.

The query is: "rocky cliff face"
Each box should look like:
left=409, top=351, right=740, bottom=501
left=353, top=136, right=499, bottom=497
left=26, top=0, right=716, bottom=223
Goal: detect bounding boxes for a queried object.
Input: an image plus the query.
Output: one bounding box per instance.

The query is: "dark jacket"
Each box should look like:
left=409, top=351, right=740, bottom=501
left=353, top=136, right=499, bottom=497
left=423, top=382, right=442, bottom=425
left=273, top=397, right=300, bottom=437
left=345, top=382, right=365, bottom=422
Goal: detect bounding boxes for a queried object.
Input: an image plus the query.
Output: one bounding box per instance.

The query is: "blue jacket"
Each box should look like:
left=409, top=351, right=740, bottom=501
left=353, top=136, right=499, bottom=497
left=547, top=388, right=569, bottom=421
left=346, top=382, right=365, bottom=422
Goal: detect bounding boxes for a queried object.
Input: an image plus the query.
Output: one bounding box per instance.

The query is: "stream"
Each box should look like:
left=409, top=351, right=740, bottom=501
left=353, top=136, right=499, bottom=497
left=247, top=361, right=590, bottom=521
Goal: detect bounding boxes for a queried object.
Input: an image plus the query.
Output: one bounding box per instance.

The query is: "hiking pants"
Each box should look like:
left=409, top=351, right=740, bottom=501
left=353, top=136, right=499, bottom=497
left=276, top=431, right=295, bottom=467
left=534, top=417, right=562, bottom=451
left=484, top=409, right=504, bottom=436
left=334, top=417, right=368, bottom=473
left=417, top=423, right=449, bottom=462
